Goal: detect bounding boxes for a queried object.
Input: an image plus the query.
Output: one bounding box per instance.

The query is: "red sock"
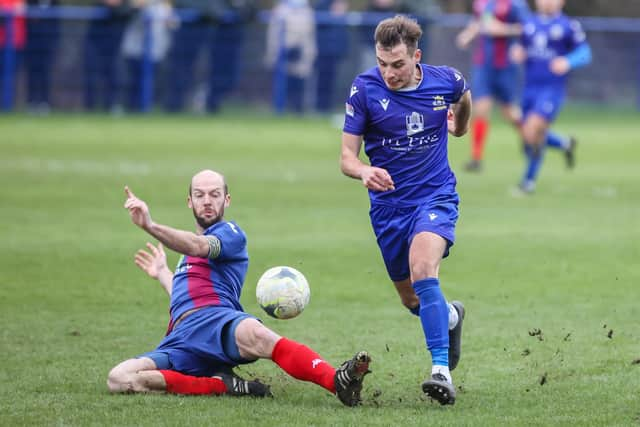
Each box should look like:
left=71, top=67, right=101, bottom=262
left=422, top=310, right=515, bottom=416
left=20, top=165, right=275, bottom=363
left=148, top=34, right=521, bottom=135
left=472, top=118, right=489, bottom=161
left=160, top=370, right=227, bottom=395
left=271, top=337, right=336, bottom=393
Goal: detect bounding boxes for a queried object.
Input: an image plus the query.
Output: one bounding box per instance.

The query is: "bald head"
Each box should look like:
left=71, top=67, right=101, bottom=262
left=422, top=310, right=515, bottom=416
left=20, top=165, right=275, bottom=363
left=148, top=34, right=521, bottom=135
left=188, top=169, right=230, bottom=230
left=189, top=169, right=228, bottom=196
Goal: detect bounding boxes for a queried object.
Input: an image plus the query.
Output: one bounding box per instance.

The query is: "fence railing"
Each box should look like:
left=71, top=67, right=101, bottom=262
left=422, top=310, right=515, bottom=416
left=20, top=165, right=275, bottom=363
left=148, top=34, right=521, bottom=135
left=1, top=7, right=639, bottom=113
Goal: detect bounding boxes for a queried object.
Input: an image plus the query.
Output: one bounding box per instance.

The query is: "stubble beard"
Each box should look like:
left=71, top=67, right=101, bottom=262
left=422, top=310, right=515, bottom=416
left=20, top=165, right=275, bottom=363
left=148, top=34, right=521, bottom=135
left=193, top=206, right=224, bottom=230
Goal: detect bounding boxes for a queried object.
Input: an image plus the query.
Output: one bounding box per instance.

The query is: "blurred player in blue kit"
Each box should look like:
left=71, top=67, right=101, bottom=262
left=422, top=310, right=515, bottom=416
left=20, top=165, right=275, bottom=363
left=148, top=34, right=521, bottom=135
left=340, top=15, right=471, bottom=405
left=456, top=0, right=530, bottom=172
left=107, top=170, right=371, bottom=407
left=511, top=0, right=591, bottom=193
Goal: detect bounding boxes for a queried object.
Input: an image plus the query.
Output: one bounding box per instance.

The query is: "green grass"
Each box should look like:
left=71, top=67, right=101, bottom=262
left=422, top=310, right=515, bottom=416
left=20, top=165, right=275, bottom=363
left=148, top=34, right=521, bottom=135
left=1, top=107, right=639, bottom=426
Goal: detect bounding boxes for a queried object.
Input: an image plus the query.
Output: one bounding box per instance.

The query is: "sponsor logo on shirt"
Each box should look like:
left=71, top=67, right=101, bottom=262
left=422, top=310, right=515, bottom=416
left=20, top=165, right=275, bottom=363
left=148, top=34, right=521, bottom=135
left=406, top=111, right=425, bottom=136
left=433, top=95, right=447, bottom=111
left=345, top=103, right=354, bottom=117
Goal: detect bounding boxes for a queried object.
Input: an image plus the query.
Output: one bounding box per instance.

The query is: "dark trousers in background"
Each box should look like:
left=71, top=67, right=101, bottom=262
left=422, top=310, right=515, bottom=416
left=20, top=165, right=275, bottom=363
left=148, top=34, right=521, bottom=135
left=84, top=21, right=125, bottom=111
left=165, top=21, right=245, bottom=113
left=125, top=58, right=158, bottom=112
left=0, top=48, right=22, bottom=111
left=315, top=55, right=340, bottom=113
left=286, top=74, right=304, bottom=114
left=25, top=18, right=60, bottom=108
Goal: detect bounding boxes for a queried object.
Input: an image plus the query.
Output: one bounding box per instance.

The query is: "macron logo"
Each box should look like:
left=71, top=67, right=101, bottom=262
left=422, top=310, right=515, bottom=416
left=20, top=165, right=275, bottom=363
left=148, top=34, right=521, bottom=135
left=429, top=213, right=438, bottom=221
left=312, top=358, right=323, bottom=369
left=379, top=98, right=390, bottom=111
left=454, top=73, right=462, bottom=81
left=350, top=85, right=359, bottom=97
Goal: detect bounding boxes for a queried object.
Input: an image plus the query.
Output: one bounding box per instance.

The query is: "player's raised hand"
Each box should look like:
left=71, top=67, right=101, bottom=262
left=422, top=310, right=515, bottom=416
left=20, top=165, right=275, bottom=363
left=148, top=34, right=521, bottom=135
left=124, top=185, right=152, bottom=229
left=361, top=166, right=395, bottom=192
left=134, top=242, right=167, bottom=280
left=550, top=57, right=570, bottom=76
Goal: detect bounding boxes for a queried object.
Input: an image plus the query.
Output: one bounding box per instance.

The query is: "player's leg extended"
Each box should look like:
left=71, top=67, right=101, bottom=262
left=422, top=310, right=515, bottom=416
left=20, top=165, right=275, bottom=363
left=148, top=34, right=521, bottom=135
left=409, top=231, right=457, bottom=405
left=108, top=356, right=252, bottom=396
left=235, top=318, right=371, bottom=406
left=520, top=113, right=550, bottom=193
left=394, top=278, right=462, bottom=370
left=546, top=130, right=577, bottom=169
left=500, top=102, right=522, bottom=130
left=107, top=357, right=168, bottom=393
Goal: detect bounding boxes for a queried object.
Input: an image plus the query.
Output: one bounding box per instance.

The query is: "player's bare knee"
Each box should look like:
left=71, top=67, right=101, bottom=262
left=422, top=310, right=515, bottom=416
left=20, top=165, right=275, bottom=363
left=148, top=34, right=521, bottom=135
left=252, top=324, right=281, bottom=355
left=237, top=319, right=280, bottom=358
left=411, top=263, right=439, bottom=281
left=107, top=367, right=129, bottom=393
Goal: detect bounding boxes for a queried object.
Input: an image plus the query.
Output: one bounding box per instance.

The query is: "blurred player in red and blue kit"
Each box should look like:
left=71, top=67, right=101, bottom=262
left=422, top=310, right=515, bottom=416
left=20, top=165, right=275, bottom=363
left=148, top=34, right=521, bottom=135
left=511, top=0, right=591, bottom=193
left=456, top=0, right=530, bottom=171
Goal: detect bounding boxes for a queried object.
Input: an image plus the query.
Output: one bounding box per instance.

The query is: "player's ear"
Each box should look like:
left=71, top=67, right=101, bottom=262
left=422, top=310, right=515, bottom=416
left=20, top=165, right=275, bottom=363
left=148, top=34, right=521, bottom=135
left=224, top=193, right=231, bottom=208
left=414, top=48, right=422, bottom=63
left=187, top=195, right=194, bottom=209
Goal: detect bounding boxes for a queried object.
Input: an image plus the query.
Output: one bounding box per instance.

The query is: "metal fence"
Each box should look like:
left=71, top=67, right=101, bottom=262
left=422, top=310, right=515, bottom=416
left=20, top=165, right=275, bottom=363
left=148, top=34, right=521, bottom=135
left=1, top=8, right=639, bottom=114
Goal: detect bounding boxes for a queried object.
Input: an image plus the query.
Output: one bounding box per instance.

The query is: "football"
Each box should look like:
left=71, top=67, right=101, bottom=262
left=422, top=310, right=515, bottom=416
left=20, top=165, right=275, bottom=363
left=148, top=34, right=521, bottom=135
left=256, top=266, right=310, bottom=319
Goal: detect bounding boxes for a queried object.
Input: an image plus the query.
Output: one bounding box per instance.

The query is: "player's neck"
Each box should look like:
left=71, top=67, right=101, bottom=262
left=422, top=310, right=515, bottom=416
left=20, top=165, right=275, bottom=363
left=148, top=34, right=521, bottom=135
left=414, top=64, right=422, bottom=85
left=399, top=65, right=422, bottom=92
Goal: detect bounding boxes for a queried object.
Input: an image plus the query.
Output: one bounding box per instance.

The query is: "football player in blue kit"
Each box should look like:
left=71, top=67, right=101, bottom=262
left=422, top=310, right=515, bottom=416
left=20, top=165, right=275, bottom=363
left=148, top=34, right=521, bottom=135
left=456, top=0, right=530, bottom=172
left=107, top=170, right=371, bottom=407
left=511, top=0, right=591, bottom=194
left=340, top=15, right=471, bottom=405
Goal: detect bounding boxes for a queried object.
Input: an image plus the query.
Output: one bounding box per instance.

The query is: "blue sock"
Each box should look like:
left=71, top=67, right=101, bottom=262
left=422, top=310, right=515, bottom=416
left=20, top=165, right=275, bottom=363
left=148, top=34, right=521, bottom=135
left=413, top=278, right=449, bottom=367
left=546, top=131, right=569, bottom=150
left=523, top=143, right=546, bottom=183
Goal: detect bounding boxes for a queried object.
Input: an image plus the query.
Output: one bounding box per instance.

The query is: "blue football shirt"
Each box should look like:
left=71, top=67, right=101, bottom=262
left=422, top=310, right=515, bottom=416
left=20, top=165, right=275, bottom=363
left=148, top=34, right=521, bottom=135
left=169, top=220, right=248, bottom=324
left=343, top=64, right=469, bottom=207
left=521, top=13, right=588, bottom=88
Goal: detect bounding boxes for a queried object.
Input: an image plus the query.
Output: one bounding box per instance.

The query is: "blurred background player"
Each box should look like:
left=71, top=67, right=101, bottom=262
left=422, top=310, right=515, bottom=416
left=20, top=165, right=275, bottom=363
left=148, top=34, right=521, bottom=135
left=511, top=0, right=591, bottom=194
left=456, top=0, right=530, bottom=172
left=108, top=170, right=371, bottom=406
left=264, top=0, right=317, bottom=114
left=340, top=15, right=470, bottom=405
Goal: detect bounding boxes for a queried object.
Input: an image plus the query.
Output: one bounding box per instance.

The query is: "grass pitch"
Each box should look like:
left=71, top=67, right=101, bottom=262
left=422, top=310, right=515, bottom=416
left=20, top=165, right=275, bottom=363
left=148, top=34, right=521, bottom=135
left=0, top=107, right=638, bottom=426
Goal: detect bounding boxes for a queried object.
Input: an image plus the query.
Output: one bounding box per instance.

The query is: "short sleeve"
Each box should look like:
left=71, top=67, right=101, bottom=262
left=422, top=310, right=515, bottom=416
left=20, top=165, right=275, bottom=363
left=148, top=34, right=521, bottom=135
left=342, top=77, right=369, bottom=136
left=208, top=222, right=246, bottom=261
left=445, top=67, right=469, bottom=103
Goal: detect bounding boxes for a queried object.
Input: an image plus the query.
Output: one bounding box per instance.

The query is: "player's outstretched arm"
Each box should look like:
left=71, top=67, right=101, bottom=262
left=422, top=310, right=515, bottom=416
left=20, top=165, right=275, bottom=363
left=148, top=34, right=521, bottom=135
left=341, top=132, right=394, bottom=192
left=481, top=17, right=522, bottom=37
left=124, top=186, right=210, bottom=258
left=134, top=242, right=174, bottom=296
left=448, top=91, right=472, bottom=137
left=456, top=20, right=479, bottom=49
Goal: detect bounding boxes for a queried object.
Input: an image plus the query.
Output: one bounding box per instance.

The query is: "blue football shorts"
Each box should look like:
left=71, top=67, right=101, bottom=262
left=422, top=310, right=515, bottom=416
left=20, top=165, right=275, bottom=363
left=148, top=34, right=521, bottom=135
left=370, top=193, right=459, bottom=282
left=139, top=306, right=257, bottom=377
left=471, top=64, right=519, bottom=104
left=521, top=85, right=565, bottom=122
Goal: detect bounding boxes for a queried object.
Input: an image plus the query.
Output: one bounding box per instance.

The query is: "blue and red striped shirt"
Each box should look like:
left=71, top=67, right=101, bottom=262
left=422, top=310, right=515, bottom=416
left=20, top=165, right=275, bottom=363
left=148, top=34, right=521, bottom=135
left=472, top=0, right=530, bottom=68
left=168, top=220, right=248, bottom=328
